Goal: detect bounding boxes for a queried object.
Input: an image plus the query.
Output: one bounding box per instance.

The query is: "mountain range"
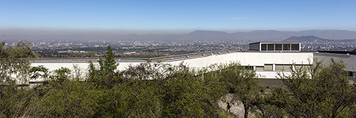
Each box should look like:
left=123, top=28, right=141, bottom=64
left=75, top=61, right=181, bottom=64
left=1, top=30, right=356, bottom=41
left=282, top=35, right=356, bottom=43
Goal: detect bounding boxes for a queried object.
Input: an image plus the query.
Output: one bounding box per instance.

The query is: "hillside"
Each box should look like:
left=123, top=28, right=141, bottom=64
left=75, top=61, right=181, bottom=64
left=282, top=36, right=356, bottom=43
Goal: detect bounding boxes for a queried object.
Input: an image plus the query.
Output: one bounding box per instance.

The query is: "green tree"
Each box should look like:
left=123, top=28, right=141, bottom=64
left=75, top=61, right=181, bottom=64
left=268, top=59, right=356, bottom=117
left=25, top=80, right=98, bottom=117
left=29, top=65, right=49, bottom=80
left=104, top=46, right=117, bottom=74
left=52, top=67, right=71, bottom=84
left=216, top=62, right=262, bottom=118
left=88, top=46, right=119, bottom=88
left=110, top=62, right=226, bottom=117
left=0, top=40, right=36, bottom=117
left=0, top=40, right=36, bottom=85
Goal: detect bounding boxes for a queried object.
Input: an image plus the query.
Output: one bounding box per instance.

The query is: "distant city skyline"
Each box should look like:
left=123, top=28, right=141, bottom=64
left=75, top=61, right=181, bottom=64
left=1, top=0, right=356, bottom=32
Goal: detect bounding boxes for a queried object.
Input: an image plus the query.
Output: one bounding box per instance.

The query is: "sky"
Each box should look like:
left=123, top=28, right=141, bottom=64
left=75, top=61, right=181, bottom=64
left=1, top=0, right=356, bottom=34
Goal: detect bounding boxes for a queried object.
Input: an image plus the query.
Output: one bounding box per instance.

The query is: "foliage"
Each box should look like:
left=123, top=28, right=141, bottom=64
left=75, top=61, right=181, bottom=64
left=0, top=44, right=262, bottom=117
left=0, top=40, right=36, bottom=85
left=88, top=46, right=119, bottom=89
left=29, top=65, right=49, bottom=80
left=2, top=44, right=356, bottom=118
left=268, top=59, right=356, bottom=118
left=112, top=62, right=226, bottom=117
left=23, top=81, right=98, bottom=117
left=214, top=62, right=263, bottom=118
left=0, top=40, right=36, bottom=117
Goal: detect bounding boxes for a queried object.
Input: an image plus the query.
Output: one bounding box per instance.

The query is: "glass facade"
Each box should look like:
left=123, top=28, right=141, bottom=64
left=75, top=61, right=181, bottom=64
left=260, top=64, right=310, bottom=72
left=275, top=44, right=282, bottom=51
left=264, top=64, right=273, bottom=71
left=291, top=44, right=299, bottom=51
left=261, top=44, right=267, bottom=51
left=283, top=44, right=290, bottom=51
left=268, top=44, right=274, bottom=51
left=260, top=43, right=299, bottom=51
left=255, top=66, right=264, bottom=71
left=275, top=64, right=292, bottom=71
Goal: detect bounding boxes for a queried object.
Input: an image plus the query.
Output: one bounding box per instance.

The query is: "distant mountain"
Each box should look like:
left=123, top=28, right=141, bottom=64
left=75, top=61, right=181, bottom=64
left=231, top=30, right=292, bottom=41
left=179, top=30, right=356, bottom=41
left=231, top=30, right=356, bottom=41
left=296, top=30, right=356, bottom=39
left=180, top=30, right=232, bottom=40
left=282, top=36, right=328, bottom=42
left=282, top=35, right=356, bottom=43
left=1, top=29, right=356, bottom=41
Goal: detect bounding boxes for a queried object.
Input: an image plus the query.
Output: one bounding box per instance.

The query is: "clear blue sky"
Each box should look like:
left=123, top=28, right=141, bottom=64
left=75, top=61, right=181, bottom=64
left=1, top=0, right=356, bottom=31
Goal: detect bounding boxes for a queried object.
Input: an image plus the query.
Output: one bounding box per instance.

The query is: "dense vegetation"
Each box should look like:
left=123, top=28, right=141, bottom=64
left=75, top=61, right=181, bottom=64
left=1, top=41, right=356, bottom=117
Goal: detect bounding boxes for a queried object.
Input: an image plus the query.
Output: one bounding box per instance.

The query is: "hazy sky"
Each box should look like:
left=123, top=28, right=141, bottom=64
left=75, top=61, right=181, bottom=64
left=1, top=0, right=356, bottom=33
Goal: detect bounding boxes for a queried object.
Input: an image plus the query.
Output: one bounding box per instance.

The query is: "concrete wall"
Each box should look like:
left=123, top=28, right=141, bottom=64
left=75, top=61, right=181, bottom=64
left=29, top=52, right=356, bottom=88
left=249, top=43, right=260, bottom=51
left=31, top=52, right=315, bottom=83
left=31, top=62, right=142, bottom=72
left=236, top=52, right=313, bottom=66
left=314, top=53, right=356, bottom=71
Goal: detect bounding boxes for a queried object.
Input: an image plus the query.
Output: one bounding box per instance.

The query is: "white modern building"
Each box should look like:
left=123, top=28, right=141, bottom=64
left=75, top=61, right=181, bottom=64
left=29, top=42, right=356, bottom=87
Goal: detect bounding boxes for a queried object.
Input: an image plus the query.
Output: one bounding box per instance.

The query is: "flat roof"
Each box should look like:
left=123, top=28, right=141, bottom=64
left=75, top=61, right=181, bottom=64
left=29, top=50, right=317, bottom=63
left=29, top=50, right=238, bottom=63
left=249, top=42, right=300, bottom=45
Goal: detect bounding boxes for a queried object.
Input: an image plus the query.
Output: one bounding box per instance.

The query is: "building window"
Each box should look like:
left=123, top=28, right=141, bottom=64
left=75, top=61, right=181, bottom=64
left=257, top=43, right=300, bottom=52
left=268, top=44, right=274, bottom=51
left=243, top=66, right=253, bottom=70
left=255, top=66, right=264, bottom=71
left=275, top=64, right=284, bottom=71
left=283, top=44, right=290, bottom=51
left=275, top=44, right=282, bottom=51
left=275, top=64, right=292, bottom=71
left=284, top=65, right=292, bottom=71
left=291, top=44, right=299, bottom=51
left=264, top=64, right=273, bottom=71
left=261, top=44, right=267, bottom=51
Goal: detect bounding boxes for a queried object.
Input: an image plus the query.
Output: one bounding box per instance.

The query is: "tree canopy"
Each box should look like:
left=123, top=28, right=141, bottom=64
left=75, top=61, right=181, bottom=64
left=267, top=59, right=356, bottom=117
